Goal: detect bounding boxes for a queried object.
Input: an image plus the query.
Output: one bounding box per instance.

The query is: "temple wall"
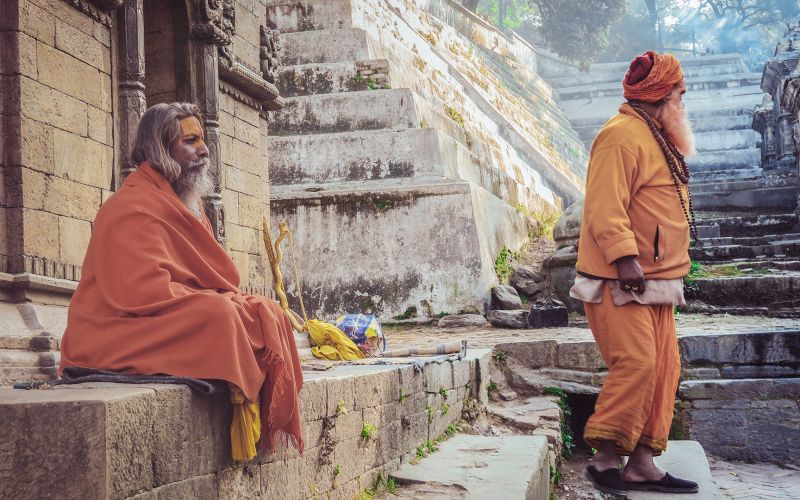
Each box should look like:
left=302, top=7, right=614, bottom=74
left=2, top=0, right=114, bottom=286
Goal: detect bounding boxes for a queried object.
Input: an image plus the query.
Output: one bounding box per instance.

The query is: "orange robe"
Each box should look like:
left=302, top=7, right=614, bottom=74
left=59, top=163, right=303, bottom=453
left=577, top=104, right=690, bottom=455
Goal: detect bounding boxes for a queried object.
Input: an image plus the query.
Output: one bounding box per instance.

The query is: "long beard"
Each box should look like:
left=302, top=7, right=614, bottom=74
left=656, top=98, right=696, bottom=158
left=172, top=158, right=213, bottom=218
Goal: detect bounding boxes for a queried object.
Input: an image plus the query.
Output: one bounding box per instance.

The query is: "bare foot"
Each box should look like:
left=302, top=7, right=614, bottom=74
left=623, top=462, right=666, bottom=482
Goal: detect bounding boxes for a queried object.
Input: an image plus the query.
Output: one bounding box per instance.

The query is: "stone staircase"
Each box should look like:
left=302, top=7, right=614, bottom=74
left=545, top=53, right=798, bottom=212
left=265, top=0, right=588, bottom=320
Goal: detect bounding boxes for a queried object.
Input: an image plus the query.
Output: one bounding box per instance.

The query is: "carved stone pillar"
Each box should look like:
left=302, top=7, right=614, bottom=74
left=117, top=0, right=146, bottom=185
left=193, top=42, right=226, bottom=246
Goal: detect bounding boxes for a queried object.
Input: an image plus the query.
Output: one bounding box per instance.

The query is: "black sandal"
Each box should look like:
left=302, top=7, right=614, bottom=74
left=585, top=464, right=628, bottom=496
left=626, top=472, right=699, bottom=493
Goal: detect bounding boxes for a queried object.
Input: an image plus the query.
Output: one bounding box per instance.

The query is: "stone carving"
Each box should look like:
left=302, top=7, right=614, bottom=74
left=3, top=255, right=82, bottom=282
left=117, top=0, right=147, bottom=183
left=757, top=16, right=800, bottom=211
left=61, top=0, right=121, bottom=27
left=191, top=0, right=236, bottom=46
left=260, top=26, right=281, bottom=84
left=543, top=200, right=583, bottom=312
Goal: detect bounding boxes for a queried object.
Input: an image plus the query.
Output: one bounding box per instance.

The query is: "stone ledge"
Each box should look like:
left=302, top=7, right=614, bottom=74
left=0, top=353, right=487, bottom=499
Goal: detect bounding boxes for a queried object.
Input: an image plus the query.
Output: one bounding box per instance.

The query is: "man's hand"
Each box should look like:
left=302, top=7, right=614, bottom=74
left=615, top=255, right=646, bottom=294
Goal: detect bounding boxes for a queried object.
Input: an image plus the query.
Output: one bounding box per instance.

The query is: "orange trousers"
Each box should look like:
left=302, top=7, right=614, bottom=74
left=583, top=285, right=681, bottom=455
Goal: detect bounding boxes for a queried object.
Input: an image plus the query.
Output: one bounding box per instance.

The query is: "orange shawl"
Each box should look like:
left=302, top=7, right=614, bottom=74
left=59, top=163, right=303, bottom=453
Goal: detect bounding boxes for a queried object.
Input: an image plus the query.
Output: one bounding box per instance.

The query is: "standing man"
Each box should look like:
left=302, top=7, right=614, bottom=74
left=571, top=51, right=700, bottom=495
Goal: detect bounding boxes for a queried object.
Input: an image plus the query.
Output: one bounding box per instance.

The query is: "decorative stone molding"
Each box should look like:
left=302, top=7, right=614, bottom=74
left=60, top=0, right=122, bottom=27
left=190, top=0, right=236, bottom=46
left=219, top=53, right=283, bottom=111
left=1, top=255, right=81, bottom=282
left=117, top=0, right=147, bottom=183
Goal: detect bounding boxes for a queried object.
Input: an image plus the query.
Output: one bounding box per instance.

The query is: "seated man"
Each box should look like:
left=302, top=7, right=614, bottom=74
left=59, top=102, right=303, bottom=459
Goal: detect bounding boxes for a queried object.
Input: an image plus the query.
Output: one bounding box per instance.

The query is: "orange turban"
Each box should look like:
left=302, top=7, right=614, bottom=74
left=622, top=50, right=684, bottom=103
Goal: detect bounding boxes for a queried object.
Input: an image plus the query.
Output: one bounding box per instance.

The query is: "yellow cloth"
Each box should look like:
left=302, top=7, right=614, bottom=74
left=576, top=103, right=691, bottom=280
left=307, top=320, right=365, bottom=360
left=229, top=384, right=261, bottom=461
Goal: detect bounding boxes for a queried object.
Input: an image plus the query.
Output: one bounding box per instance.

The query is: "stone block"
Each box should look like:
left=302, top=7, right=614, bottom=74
left=487, top=309, right=528, bottom=328
left=52, top=131, right=109, bottom=188
left=12, top=166, right=48, bottom=209
left=298, top=447, right=335, bottom=498
left=452, top=358, right=472, bottom=388
left=92, top=20, right=111, bottom=48
left=237, top=193, right=266, bottom=230
left=500, top=340, right=557, bottom=369
left=0, top=389, right=110, bottom=499
left=55, top=19, right=109, bottom=73
left=437, top=314, right=488, bottom=328
left=679, top=378, right=800, bottom=401
left=333, top=406, right=363, bottom=442
left=557, top=341, right=605, bottom=371
left=45, top=176, right=102, bottom=221
left=216, top=464, right=262, bottom=500
left=20, top=116, right=54, bottom=173
left=221, top=189, right=240, bottom=225
left=17, top=31, right=37, bottom=77
left=424, top=361, right=454, bottom=393
left=21, top=208, right=60, bottom=259
left=301, top=419, right=325, bottom=451
left=234, top=99, right=261, bottom=128
left=37, top=41, right=104, bottom=108
left=299, top=377, right=326, bottom=421
left=491, top=284, right=522, bottom=309
left=397, top=365, right=425, bottom=396
left=260, top=456, right=303, bottom=500
left=30, top=0, right=94, bottom=35
left=363, top=401, right=403, bottom=428
left=130, top=475, right=218, bottom=500
left=528, top=301, right=568, bottom=328
left=58, top=216, right=91, bottom=265
left=87, top=105, right=112, bottom=145
left=20, top=76, right=87, bottom=136
left=326, top=374, right=356, bottom=417
left=233, top=117, right=263, bottom=148
left=20, top=0, right=55, bottom=45
left=225, top=166, right=263, bottom=197
left=332, top=437, right=366, bottom=483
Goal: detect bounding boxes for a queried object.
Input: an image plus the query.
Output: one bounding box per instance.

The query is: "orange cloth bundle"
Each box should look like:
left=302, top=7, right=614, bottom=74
left=59, top=163, right=304, bottom=455
left=622, top=50, right=684, bottom=103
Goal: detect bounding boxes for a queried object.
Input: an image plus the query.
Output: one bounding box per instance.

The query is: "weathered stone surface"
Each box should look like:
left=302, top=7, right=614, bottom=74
left=510, top=265, right=546, bottom=297
left=58, top=216, right=91, bottom=265
left=627, top=441, right=723, bottom=500
left=487, top=309, right=528, bottom=329
left=528, top=301, right=568, bottom=328
left=679, top=377, right=800, bottom=401
left=392, top=435, right=550, bottom=500
left=438, top=314, right=489, bottom=328
left=491, top=285, right=522, bottom=310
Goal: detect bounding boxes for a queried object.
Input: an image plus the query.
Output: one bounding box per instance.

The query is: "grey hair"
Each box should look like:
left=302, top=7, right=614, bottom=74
left=131, top=102, right=203, bottom=182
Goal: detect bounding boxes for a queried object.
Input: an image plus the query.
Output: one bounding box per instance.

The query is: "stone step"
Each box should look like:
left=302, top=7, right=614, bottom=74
left=627, top=441, right=723, bottom=500
left=686, top=274, right=800, bottom=307
left=691, top=167, right=764, bottom=182
left=390, top=434, right=550, bottom=500
left=266, top=0, right=352, bottom=33
left=691, top=171, right=797, bottom=193
left=279, top=28, right=374, bottom=65
left=694, top=129, right=760, bottom=152
left=690, top=241, right=800, bottom=262
left=691, top=185, right=798, bottom=211
left=691, top=148, right=761, bottom=171
left=0, top=349, right=59, bottom=386
left=268, top=128, right=522, bottom=202
left=548, top=54, right=750, bottom=87
left=691, top=113, right=753, bottom=132
left=277, top=59, right=391, bottom=97
left=557, top=73, right=761, bottom=101
left=697, top=232, right=800, bottom=248
left=268, top=88, right=420, bottom=136
left=695, top=213, right=799, bottom=238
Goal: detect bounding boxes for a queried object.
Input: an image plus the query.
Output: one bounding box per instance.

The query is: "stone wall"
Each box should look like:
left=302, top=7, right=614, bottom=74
left=1, top=0, right=115, bottom=291
left=0, top=353, right=488, bottom=499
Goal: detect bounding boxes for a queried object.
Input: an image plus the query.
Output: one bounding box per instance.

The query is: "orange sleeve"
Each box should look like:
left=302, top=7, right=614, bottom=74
left=582, top=143, right=640, bottom=264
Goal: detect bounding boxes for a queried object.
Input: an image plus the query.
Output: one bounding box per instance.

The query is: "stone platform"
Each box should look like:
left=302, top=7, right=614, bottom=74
left=0, top=351, right=489, bottom=500
left=265, top=0, right=588, bottom=319
left=628, top=441, right=722, bottom=500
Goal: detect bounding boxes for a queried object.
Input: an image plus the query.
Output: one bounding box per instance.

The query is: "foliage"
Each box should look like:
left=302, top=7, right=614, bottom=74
left=544, top=387, right=575, bottom=458
left=393, top=306, right=418, bottom=321
left=333, top=464, right=341, bottom=476
left=495, top=247, right=514, bottom=283
left=516, top=205, right=561, bottom=241
left=336, top=400, right=348, bottom=416
left=439, top=387, right=449, bottom=399
left=445, top=106, right=466, bottom=128
left=441, top=402, right=450, bottom=415
left=361, top=422, right=377, bottom=439
left=492, top=349, right=509, bottom=364
left=399, top=388, right=408, bottom=403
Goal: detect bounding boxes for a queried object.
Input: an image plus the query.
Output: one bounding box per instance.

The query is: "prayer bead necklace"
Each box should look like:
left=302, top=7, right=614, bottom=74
left=629, top=104, right=700, bottom=242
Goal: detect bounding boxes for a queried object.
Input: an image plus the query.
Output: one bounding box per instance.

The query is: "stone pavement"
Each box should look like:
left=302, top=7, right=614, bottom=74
left=381, top=313, right=800, bottom=352
left=708, top=456, right=800, bottom=499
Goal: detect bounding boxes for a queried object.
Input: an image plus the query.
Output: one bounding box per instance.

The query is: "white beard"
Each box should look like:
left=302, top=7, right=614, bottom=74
left=172, top=158, right=213, bottom=219
left=657, top=98, right=696, bottom=159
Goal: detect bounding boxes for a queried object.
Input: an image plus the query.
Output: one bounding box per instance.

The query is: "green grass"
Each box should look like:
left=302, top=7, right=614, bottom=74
left=361, top=422, right=376, bottom=439
left=393, top=306, right=417, bottom=321
left=495, top=247, right=513, bottom=283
